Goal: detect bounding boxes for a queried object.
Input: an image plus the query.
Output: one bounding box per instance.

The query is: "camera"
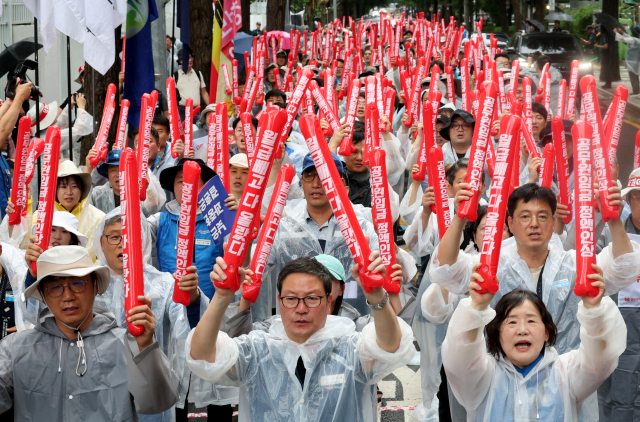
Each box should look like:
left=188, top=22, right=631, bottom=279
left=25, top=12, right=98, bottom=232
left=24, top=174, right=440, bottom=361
left=4, top=59, right=39, bottom=100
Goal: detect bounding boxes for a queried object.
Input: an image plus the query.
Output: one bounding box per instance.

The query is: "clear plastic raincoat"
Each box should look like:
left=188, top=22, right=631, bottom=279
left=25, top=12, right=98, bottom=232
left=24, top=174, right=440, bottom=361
left=255, top=198, right=380, bottom=322
left=0, top=305, right=180, bottom=421
left=442, top=296, right=626, bottom=422
left=429, top=233, right=640, bottom=353
left=185, top=314, right=416, bottom=422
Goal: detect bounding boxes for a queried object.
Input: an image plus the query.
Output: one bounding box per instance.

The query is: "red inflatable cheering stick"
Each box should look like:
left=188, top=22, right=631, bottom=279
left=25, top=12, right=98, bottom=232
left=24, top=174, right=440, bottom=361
left=300, top=114, right=384, bottom=293
left=213, top=103, right=230, bottom=192
left=114, top=99, right=130, bottom=150
left=242, top=164, right=295, bottom=303
left=240, top=112, right=256, bottom=164
left=458, top=81, right=498, bottom=221
left=580, top=75, right=617, bottom=222
left=216, top=109, right=288, bottom=291
left=173, top=161, right=201, bottom=306
left=120, top=148, right=145, bottom=335
left=32, top=126, right=61, bottom=275
left=475, top=114, right=521, bottom=294
left=280, top=68, right=315, bottom=146
left=552, top=116, right=573, bottom=224
left=370, top=148, right=400, bottom=294
left=339, top=79, right=361, bottom=156
left=571, top=120, right=599, bottom=298
left=90, top=83, right=116, bottom=167
left=137, top=94, right=153, bottom=201
left=9, top=116, right=31, bottom=226
left=24, top=137, right=45, bottom=187
left=539, top=143, right=555, bottom=189
left=167, top=77, right=183, bottom=159
left=430, top=144, right=452, bottom=239
left=565, top=60, right=580, bottom=119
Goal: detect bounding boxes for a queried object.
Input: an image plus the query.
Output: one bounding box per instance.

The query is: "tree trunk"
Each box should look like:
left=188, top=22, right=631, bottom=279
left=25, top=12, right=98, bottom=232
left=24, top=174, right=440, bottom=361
left=602, top=0, right=621, bottom=82
left=81, top=27, right=122, bottom=160
left=457, top=0, right=464, bottom=26
left=241, top=0, right=251, bottom=34
left=266, top=0, right=286, bottom=31
left=190, top=0, right=213, bottom=108
left=534, top=0, right=544, bottom=22
left=513, top=0, right=522, bottom=31
left=464, top=0, right=471, bottom=32
left=500, top=0, right=509, bottom=33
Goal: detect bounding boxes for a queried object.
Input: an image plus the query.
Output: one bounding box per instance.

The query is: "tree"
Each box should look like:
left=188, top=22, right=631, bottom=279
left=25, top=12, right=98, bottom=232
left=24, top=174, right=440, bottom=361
left=267, top=0, right=286, bottom=31
left=534, top=0, right=544, bottom=22
left=80, top=27, right=122, bottom=160
left=499, top=0, right=509, bottom=33
left=513, top=0, right=522, bottom=32
left=190, top=0, right=213, bottom=107
left=602, top=0, right=621, bottom=82
left=241, top=0, right=251, bottom=34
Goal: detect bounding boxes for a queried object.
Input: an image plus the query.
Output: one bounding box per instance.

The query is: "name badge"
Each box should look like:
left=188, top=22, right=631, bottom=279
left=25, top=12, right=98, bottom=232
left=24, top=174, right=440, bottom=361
left=320, top=374, right=345, bottom=386
left=195, top=239, right=211, bottom=246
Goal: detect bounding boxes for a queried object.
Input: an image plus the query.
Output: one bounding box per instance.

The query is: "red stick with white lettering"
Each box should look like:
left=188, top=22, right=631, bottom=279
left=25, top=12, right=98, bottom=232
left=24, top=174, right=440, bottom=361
left=240, top=112, right=256, bottom=164
left=173, top=160, right=201, bottom=306
left=458, top=81, right=498, bottom=221
left=557, top=79, right=566, bottom=119
left=216, top=109, right=288, bottom=291
left=31, top=126, right=61, bottom=275
left=430, top=144, right=452, bottom=239
left=137, top=94, right=153, bottom=201
left=580, top=75, right=617, bottom=222
left=114, top=99, right=130, bottom=150
left=309, top=80, right=340, bottom=133
left=370, top=147, right=400, bottom=293
left=167, top=77, right=183, bottom=159
left=605, top=85, right=628, bottom=169
left=552, top=116, right=572, bottom=224
left=232, top=59, right=241, bottom=105
left=8, top=117, right=31, bottom=226
left=243, top=164, right=295, bottom=303
left=565, top=60, right=580, bottom=119
left=572, top=120, right=599, bottom=297
left=475, top=114, right=521, bottom=294
left=121, top=148, right=145, bottom=335
left=222, top=63, right=232, bottom=95
left=214, top=103, right=230, bottom=192
left=339, top=78, right=361, bottom=156
left=635, top=131, right=640, bottom=170
left=300, top=114, right=384, bottom=293
left=90, top=83, right=116, bottom=167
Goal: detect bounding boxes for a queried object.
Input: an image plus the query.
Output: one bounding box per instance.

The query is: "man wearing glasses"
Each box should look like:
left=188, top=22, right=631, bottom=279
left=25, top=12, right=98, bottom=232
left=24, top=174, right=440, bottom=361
left=430, top=183, right=640, bottom=357
left=186, top=255, right=415, bottom=422
left=248, top=152, right=379, bottom=322
left=438, top=109, right=476, bottom=165
left=2, top=246, right=179, bottom=419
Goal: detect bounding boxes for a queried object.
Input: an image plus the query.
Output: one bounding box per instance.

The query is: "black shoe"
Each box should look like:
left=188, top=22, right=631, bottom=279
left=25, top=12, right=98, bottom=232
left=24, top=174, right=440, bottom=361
left=602, top=84, right=612, bottom=88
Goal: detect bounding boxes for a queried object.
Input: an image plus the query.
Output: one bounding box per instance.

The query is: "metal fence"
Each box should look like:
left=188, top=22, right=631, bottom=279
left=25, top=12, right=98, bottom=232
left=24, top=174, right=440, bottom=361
left=0, top=0, right=34, bottom=90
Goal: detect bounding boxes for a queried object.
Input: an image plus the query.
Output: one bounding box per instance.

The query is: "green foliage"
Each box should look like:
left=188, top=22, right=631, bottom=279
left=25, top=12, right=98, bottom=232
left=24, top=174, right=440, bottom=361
left=619, top=41, right=627, bottom=60
left=561, top=5, right=596, bottom=40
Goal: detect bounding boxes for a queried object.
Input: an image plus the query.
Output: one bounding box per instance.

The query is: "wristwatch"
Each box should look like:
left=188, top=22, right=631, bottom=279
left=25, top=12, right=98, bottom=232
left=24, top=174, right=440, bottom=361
left=366, top=291, right=389, bottom=311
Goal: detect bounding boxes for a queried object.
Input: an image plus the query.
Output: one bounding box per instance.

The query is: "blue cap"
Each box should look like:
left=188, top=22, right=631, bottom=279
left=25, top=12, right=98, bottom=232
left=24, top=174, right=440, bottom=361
left=302, top=151, right=344, bottom=175
left=96, top=149, right=123, bottom=179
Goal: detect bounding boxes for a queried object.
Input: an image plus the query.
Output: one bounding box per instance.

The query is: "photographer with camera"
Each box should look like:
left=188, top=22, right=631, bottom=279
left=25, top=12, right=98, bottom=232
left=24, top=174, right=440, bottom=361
left=0, top=82, right=34, bottom=219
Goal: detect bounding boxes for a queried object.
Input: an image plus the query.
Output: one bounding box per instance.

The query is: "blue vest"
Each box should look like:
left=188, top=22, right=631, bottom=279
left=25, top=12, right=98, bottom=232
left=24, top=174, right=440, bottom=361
left=156, top=211, right=224, bottom=299
left=0, top=156, right=11, bottom=220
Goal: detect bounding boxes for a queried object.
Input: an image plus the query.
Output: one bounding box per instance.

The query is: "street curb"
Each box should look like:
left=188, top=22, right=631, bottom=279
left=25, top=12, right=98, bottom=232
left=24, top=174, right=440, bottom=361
left=596, top=86, right=640, bottom=115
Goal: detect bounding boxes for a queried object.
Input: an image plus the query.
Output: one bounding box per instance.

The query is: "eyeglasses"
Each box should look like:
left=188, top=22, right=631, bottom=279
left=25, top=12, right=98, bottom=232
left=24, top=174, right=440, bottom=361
left=515, top=214, right=552, bottom=226
left=451, top=123, right=471, bottom=131
left=301, top=171, right=320, bottom=182
left=103, top=234, right=123, bottom=245
left=280, top=293, right=329, bottom=309
left=44, top=279, right=89, bottom=298
left=234, top=127, right=243, bottom=134
left=628, top=192, right=640, bottom=202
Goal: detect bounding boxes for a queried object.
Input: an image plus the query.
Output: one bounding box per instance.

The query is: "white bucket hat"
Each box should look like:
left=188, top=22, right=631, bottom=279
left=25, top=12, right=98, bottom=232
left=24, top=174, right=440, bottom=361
left=622, top=168, right=640, bottom=200
left=23, top=245, right=110, bottom=303
left=229, top=153, right=249, bottom=169
left=27, top=101, right=58, bottom=136
left=31, top=212, right=88, bottom=247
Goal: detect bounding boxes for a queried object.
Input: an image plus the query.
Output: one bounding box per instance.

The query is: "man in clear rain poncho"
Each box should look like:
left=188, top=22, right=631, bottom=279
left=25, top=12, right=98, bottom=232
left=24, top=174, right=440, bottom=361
left=0, top=245, right=180, bottom=420
left=186, top=255, right=416, bottom=422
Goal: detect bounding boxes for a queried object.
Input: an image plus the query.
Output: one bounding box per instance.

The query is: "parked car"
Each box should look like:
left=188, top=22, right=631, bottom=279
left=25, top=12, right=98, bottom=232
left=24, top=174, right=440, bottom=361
left=471, top=32, right=510, bottom=50
left=504, top=31, right=593, bottom=80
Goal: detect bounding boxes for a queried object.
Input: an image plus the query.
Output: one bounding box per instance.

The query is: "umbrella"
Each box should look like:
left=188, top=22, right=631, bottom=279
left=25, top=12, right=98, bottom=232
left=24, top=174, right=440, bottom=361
left=546, top=13, right=574, bottom=22
left=267, top=31, right=291, bottom=50
left=594, top=12, right=626, bottom=34
left=0, top=37, right=43, bottom=78
left=527, top=19, right=546, bottom=32
left=233, top=32, right=254, bottom=75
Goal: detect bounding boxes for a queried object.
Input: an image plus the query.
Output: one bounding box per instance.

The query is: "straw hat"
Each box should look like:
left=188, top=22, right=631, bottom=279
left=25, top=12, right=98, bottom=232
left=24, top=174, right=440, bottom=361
left=57, top=160, right=93, bottom=202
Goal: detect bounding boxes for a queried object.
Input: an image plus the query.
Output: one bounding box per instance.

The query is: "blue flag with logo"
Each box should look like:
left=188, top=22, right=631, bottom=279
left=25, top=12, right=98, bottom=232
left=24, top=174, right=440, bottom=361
left=197, top=176, right=237, bottom=245
left=124, top=0, right=158, bottom=129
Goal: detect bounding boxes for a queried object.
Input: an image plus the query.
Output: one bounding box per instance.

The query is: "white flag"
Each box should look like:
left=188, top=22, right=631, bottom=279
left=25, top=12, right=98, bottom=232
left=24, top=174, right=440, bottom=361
left=24, top=0, right=127, bottom=75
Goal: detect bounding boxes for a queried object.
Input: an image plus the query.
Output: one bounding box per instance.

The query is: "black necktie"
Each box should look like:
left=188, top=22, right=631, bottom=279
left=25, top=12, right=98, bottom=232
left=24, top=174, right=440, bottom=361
left=295, top=357, right=306, bottom=388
